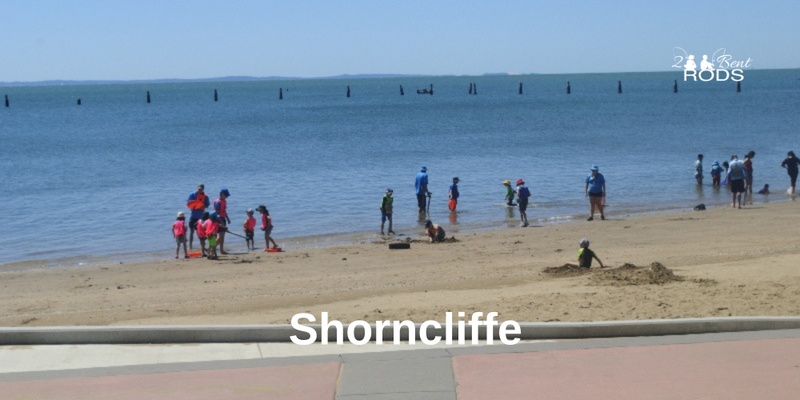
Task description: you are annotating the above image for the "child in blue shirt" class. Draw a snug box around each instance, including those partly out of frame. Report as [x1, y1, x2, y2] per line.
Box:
[448, 177, 460, 212]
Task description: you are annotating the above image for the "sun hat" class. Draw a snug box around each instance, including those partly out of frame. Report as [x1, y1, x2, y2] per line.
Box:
[590, 165, 599, 171]
[257, 205, 267, 212]
[386, 188, 393, 193]
[516, 178, 525, 185]
[453, 177, 459, 182]
[579, 238, 590, 246]
[177, 211, 185, 218]
[246, 208, 254, 214]
[503, 180, 511, 185]
[421, 165, 427, 172]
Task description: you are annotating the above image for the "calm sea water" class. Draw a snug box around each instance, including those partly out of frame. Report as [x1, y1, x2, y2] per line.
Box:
[2, 70, 799, 266]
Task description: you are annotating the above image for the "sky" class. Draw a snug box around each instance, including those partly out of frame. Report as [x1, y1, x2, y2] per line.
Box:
[1, 1, 799, 82]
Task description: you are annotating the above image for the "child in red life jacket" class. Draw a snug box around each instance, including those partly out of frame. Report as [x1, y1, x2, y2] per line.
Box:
[172, 212, 188, 259]
[257, 205, 278, 250]
[205, 213, 220, 259]
[243, 209, 257, 251]
[196, 211, 209, 257]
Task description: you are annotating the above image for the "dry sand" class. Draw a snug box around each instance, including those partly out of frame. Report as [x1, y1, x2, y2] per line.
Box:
[2, 201, 800, 327]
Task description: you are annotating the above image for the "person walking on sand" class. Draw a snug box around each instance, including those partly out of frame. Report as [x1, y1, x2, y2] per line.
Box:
[781, 151, 800, 194]
[448, 177, 460, 212]
[503, 180, 516, 206]
[415, 166, 430, 213]
[424, 219, 446, 243]
[172, 212, 188, 259]
[516, 178, 531, 227]
[563, 238, 604, 269]
[213, 188, 231, 254]
[243, 209, 257, 251]
[728, 155, 746, 208]
[186, 184, 210, 250]
[695, 154, 704, 186]
[257, 205, 278, 250]
[380, 188, 394, 235]
[585, 165, 606, 221]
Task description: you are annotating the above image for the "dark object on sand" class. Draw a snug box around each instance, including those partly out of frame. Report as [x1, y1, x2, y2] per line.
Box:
[694, 204, 706, 211]
[389, 243, 411, 250]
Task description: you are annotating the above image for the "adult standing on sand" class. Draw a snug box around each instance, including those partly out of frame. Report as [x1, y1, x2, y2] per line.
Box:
[186, 184, 210, 249]
[585, 165, 606, 221]
[415, 166, 430, 213]
[781, 151, 800, 194]
[214, 188, 231, 254]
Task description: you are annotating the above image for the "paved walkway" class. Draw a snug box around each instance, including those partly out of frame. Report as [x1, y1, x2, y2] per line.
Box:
[1, 328, 799, 399]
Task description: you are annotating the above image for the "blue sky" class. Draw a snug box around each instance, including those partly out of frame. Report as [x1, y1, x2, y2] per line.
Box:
[1, 1, 798, 81]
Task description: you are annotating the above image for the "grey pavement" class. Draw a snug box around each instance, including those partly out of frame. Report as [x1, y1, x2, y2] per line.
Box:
[1, 319, 799, 399]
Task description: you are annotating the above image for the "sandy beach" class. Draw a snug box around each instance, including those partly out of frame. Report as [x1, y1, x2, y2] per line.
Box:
[2, 200, 800, 327]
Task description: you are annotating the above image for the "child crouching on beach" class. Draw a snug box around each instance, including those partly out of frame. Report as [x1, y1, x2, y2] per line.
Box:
[172, 212, 188, 259]
[243, 209, 256, 250]
[564, 238, 604, 269]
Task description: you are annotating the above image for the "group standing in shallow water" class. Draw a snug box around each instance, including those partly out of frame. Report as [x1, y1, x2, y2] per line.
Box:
[696, 150, 798, 208]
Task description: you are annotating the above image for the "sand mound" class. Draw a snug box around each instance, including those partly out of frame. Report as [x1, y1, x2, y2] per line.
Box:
[543, 264, 591, 277]
[589, 262, 685, 286]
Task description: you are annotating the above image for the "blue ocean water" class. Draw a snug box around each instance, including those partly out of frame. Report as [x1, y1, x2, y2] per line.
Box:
[1, 70, 799, 266]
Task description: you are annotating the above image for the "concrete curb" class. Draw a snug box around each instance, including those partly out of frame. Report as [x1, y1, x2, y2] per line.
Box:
[2, 317, 800, 345]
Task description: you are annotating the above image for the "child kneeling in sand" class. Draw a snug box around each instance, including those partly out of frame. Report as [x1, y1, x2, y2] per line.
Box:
[424, 220, 446, 243]
[564, 238, 604, 269]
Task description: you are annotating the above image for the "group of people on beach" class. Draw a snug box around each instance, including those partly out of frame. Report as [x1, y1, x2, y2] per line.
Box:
[695, 150, 800, 208]
[405, 164, 605, 243]
[171, 184, 277, 259]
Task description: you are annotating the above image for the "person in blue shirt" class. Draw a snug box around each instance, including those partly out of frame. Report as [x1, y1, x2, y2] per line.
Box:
[448, 177, 459, 212]
[415, 166, 430, 213]
[584, 165, 606, 221]
[186, 184, 210, 249]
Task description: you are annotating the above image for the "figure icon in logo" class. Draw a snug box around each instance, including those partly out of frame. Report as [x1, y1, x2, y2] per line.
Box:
[700, 55, 715, 71]
[684, 55, 697, 71]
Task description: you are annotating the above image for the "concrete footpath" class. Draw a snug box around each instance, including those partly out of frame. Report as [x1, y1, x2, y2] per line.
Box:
[1, 321, 799, 399]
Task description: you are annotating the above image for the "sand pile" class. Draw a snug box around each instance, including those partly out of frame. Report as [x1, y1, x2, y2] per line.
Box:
[590, 262, 685, 286]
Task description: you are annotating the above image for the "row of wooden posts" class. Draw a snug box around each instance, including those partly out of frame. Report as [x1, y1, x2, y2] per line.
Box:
[2, 80, 743, 107]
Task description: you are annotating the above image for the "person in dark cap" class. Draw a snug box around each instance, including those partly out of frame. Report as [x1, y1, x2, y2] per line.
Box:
[186, 184, 210, 249]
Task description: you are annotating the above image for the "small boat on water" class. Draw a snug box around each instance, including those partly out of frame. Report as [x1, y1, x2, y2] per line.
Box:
[417, 84, 433, 95]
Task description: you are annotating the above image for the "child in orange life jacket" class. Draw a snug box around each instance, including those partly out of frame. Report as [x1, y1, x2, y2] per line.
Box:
[172, 212, 188, 259]
[257, 205, 278, 250]
[243, 209, 257, 251]
[196, 211, 209, 257]
[205, 213, 220, 260]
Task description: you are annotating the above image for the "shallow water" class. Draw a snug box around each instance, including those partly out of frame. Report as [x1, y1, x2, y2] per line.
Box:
[1, 69, 798, 265]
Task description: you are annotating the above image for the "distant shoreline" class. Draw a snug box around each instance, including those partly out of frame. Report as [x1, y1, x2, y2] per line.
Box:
[2, 68, 796, 88]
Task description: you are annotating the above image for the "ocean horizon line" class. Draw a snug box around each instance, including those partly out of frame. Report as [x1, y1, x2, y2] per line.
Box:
[2, 67, 796, 88]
